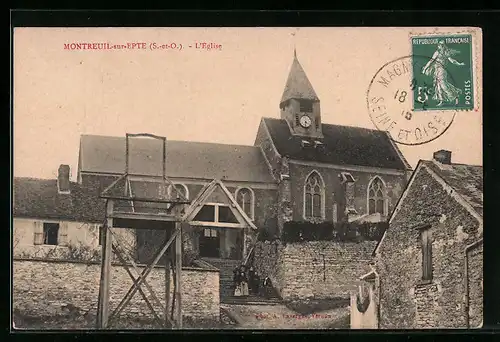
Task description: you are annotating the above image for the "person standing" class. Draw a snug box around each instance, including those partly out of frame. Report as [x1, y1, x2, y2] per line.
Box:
[233, 266, 242, 297]
[248, 266, 256, 294]
[239, 265, 249, 296]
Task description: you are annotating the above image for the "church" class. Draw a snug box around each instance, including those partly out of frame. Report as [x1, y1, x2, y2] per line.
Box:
[14, 52, 413, 301]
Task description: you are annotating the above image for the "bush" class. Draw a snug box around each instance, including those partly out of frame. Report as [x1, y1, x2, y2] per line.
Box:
[281, 221, 388, 243]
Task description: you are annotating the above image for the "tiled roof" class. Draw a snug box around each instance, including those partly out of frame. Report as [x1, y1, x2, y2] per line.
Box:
[13, 178, 105, 223]
[423, 160, 483, 217]
[78, 135, 275, 183]
[263, 118, 410, 170]
[280, 55, 319, 104]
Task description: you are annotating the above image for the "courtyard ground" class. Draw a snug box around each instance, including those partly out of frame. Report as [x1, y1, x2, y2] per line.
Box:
[220, 301, 350, 329]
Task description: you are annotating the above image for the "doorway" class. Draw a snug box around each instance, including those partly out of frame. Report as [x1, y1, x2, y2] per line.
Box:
[199, 228, 220, 258]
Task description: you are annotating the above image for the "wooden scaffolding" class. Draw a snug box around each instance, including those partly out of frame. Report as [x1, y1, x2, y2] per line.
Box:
[95, 133, 190, 329]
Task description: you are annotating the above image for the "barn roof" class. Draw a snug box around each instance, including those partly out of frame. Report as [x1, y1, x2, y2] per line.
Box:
[423, 160, 483, 217]
[78, 135, 275, 183]
[13, 178, 105, 223]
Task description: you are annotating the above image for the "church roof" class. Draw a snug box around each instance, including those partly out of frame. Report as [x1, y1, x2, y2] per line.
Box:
[280, 54, 319, 104]
[78, 135, 275, 183]
[262, 118, 410, 170]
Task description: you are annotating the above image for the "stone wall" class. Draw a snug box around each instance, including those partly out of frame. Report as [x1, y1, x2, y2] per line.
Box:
[253, 240, 376, 300]
[467, 242, 483, 328]
[253, 241, 284, 293]
[13, 258, 220, 324]
[376, 166, 483, 329]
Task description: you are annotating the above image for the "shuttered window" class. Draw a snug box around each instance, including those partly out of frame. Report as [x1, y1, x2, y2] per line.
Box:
[421, 228, 433, 281]
[33, 221, 44, 245]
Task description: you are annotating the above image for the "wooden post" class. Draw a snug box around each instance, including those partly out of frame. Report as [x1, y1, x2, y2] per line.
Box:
[165, 231, 171, 328]
[175, 220, 182, 328]
[97, 200, 114, 329]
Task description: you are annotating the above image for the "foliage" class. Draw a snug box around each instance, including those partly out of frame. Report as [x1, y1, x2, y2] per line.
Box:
[281, 221, 388, 243]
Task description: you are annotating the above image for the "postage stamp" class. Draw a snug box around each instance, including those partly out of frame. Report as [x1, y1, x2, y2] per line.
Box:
[411, 34, 474, 111]
[366, 55, 457, 146]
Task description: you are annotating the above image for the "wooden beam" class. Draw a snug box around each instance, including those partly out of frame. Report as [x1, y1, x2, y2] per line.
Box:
[165, 248, 171, 328]
[175, 221, 182, 328]
[96, 200, 113, 329]
[110, 212, 178, 222]
[108, 228, 179, 323]
[112, 244, 165, 327]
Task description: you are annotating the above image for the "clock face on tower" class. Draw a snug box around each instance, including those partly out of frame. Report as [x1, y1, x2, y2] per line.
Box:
[299, 115, 312, 128]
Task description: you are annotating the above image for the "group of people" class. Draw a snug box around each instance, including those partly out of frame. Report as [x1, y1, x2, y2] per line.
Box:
[233, 265, 260, 297]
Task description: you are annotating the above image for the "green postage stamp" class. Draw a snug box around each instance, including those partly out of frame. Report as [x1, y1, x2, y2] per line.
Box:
[411, 34, 473, 111]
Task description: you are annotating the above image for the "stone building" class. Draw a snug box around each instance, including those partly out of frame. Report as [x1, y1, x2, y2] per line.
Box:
[372, 150, 483, 329]
[13, 52, 412, 303]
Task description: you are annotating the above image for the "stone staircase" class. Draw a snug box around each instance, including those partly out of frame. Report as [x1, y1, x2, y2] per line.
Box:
[201, 258, 243, 300]
[201, 258, 282, 305]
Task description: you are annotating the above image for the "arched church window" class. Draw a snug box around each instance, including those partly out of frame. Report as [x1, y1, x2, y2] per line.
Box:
[235, 187, 254, 220]
[168, 183, 189, 200]
[368, 177, 387, 216]
[304, 171, 324, 219]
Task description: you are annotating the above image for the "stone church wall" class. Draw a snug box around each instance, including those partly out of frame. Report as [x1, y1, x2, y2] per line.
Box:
[254, 240, 377, 301]
[288, 163, 407, 223]
[13, 258, 220, 325]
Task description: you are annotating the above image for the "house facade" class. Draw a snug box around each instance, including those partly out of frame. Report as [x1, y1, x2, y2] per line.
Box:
[14, 52, 412, 303]
[373, 150, 483, 329]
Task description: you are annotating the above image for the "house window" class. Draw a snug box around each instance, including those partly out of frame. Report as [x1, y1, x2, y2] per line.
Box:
[421, 227, 433, 281]
[304, 171, 324, 219]
[168, 183, 189, 200]
[43, 223, 59, 245]
[368, 176, 387, 215]
[299, 100, 313, 113]
[235, 187, 254, 220]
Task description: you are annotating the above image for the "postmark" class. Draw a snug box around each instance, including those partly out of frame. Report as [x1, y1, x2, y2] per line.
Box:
[367, 55, 457, 146]
[411, 34, 474, 111]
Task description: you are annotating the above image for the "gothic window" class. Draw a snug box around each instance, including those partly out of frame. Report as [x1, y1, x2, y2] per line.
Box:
[304, 171, 324, 219]
[368, 176, 387, 215]
[235, 187, 254, 220]
[168, 183, 189, 200]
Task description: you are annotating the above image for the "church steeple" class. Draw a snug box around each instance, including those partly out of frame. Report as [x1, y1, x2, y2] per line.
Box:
[280, 52, 320, 105]
[280, 52, 322, 138]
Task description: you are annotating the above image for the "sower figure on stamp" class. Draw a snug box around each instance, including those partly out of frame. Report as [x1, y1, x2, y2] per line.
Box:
[422, 40, 465, 107]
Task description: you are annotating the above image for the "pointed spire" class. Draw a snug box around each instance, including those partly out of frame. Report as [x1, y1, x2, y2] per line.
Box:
[280, 51, 319, 105]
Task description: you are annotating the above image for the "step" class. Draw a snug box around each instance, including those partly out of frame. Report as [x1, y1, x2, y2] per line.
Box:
[222, 295, 282, 305]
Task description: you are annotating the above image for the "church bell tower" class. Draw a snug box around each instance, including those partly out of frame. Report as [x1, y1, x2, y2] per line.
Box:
[280, 50, 323, 139]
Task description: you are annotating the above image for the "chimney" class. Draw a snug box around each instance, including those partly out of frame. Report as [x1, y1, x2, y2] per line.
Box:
[57, 164, 71, 194]
[433, 150, 452, 164]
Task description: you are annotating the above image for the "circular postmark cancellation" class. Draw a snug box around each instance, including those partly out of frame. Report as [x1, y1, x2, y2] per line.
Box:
[367, 55, 457, 146]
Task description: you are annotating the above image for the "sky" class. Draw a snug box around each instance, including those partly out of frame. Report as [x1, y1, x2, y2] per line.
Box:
[13, 27, 482, 181]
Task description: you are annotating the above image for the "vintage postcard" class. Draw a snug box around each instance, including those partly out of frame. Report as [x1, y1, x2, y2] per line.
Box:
[12, 26, 483, 330]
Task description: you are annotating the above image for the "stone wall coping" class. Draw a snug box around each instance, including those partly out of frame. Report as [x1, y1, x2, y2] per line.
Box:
[13, 257, 219, 273]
